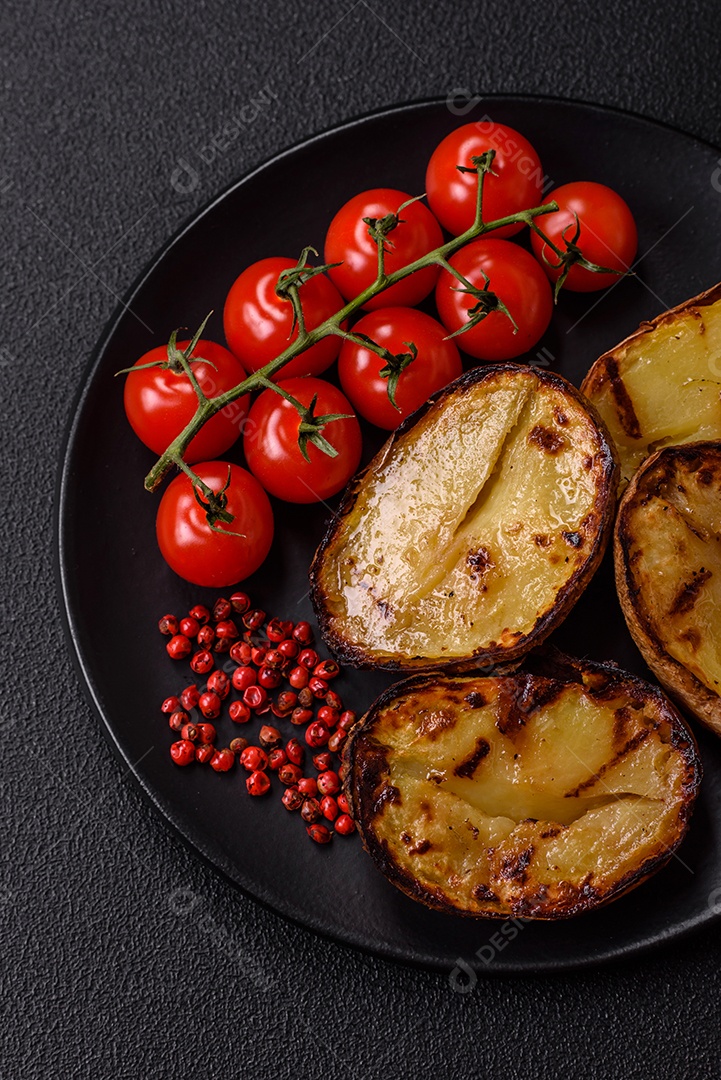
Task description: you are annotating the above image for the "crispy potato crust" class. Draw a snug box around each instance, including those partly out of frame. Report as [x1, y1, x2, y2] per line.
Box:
[582, 282, 721, 486]
[615, 441, 721, 735]
[310, 364, 618, 673]
[345, 650, 700, 919]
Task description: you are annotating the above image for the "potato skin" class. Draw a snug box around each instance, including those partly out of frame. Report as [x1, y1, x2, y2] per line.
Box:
[310, 363, 618, 673]
[344, 650, 701, 920]
[615, 441, 721, 736]
[582, 280, 721, 408]
[581, 281, 721, 485]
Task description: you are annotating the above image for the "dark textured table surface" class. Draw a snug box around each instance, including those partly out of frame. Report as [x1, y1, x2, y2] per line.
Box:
[4, 1, 721, 1076]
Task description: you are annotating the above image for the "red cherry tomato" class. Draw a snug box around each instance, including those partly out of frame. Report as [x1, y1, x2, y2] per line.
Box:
[337, 307, 462, 429]
[426, 121, 544, 238]
[223, 257, 345, 377]
[324, 188, 443, 309]
[156, 461, 274, 586]
[243, 377, 362, 503]
[123, 339, 248, 463]
[530, 181, 638, 292]
[435, 238, 553, 361]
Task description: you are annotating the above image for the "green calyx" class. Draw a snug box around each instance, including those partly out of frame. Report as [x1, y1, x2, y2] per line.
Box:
[296, 393, 354, 462]
[534, 214, 629, 301]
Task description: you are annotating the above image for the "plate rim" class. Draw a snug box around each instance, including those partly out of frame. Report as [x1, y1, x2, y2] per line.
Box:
[54, 93, 721, 974]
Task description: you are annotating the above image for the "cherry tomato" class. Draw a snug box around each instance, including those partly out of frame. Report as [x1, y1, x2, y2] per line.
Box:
[223, 257, 345, 378]
[426, 121, 544, 238]
[435, 238, 553, 361]
[337, 307, 462, 429]
[530, 181, 638, 292]
[123, 339, 249, 463]
[156, 461, 274, 586]
[324, 188, 443, 309]
[243, 378, 362, 503]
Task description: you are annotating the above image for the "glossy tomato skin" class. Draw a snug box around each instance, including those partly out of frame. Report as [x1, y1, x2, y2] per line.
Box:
[337, 307, 462, 429]
[324, 189, 443, 310]
[426, 122, 544, 238]
[530, 181, 638, 291]
[124, 339, 248, 463]
[223, 257, 345, 377]
[156, 462, 274, 587]
[243, 378, 362, 504]
[435, 238, 553, 362]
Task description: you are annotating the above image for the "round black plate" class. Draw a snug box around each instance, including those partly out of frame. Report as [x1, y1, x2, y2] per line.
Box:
[57, 97, 721, 974]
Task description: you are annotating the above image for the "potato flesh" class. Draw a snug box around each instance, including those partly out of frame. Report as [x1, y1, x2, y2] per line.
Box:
[326, 371, 606, 662]
[363, 679, 690, 915]
[624, 466, 721, 694]
[586, 302, 721, 483]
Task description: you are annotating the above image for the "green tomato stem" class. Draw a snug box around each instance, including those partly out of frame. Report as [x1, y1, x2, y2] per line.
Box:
[143, 158, 558, 493]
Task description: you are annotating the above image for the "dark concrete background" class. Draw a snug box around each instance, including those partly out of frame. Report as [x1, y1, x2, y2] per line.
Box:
[3, 1, 721, 1076]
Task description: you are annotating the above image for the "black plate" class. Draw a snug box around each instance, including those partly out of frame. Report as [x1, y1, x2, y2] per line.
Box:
[57, 97, 721, 974]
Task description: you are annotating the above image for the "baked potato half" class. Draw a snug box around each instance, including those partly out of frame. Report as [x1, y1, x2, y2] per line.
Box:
[615, 441, 721, 735]
[581, 282, 721, 486]
[310, 364, 617, 672]
[345, 652, 700, 919]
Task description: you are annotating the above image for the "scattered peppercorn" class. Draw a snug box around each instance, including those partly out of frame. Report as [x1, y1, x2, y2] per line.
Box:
[210, 748, 235, 773]
[232, 666, 257, 693]
[207, 670, 230, 700]
[301, 797, 321, 824]
[239, 745, 268, 772]
[305, 721, 330, 749]
[197, 624, 216, 649]
[190, 649, 214, 675]
[298, 777, 318, 798]
[247, 770, 271, 796]
[278, 762, 303, 787]
[215, 619, 239, 641]
[229, 700, 252, 724]
[170, 739, 195, 766]
[198, 691, 222, 719]
[268, 748, 288, 771]
[180, 616, 200, 639]
[282, 786, 304, 811]
[180, 684, 200, 710]
[189, 604, 210, 625]
[212, 597, 232, 622]
[166, 634, 192, 660]
[334, 814, 356, 836]
[306, 824, 332, 844]
[158, 614, 179, 636]
[320, 795, 339, 822]
[328, 729, 346, 754]
[159, 595, 357, 849]
[229, 592, 250, 615]
[317, 770, 340, 796]
[286, 738, 305, 766]
[293, 621, 314, 646]
[168, 710, 187, 733]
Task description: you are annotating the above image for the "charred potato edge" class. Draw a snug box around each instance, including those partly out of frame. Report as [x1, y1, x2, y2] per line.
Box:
[343, 648, 701, 919]
[310, 364, 619, 673]
[615, 440, 721, 737]
[580, 280, 721, 445]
